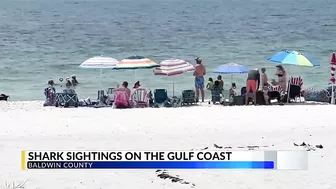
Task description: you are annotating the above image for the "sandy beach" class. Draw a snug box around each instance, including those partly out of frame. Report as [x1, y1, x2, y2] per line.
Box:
[0, 101, 335, 189]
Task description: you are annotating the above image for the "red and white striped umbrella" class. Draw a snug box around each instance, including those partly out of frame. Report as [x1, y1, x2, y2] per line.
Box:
[330, 52, 336, 104]
[153, 59, 195, 76]
[153, 59, 195, 96]
[330, 52, 336, 84]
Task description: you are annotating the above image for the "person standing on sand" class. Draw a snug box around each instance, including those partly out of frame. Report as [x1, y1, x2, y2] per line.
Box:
[245, 68, 260, 105]
[193, 57, 206, 102]
[261, 68, 268, 87]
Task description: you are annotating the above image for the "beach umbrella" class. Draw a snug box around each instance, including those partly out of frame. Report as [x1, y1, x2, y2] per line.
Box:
[212, 62, 249, 83]
[114, 55, 159, 70]
[267, 50, 319, 67]
[268, 50, 319, 103]
[330, 52, 336, 104]
[114, 55, 159, 81]
[153, 58, 195, 95]
[79, 56, 119, 89]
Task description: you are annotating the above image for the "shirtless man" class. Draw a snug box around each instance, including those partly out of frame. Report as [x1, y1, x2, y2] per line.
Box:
[245, 68, 260, 105]
[193, 57, 206, 102]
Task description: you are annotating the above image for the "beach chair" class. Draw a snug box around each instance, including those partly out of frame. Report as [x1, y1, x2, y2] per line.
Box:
[285, 77, 303, 103]
[55, 93, 79, 107]
[106, 88, 114, 105]
[64, 94, 79, 107]
[240, 87, 253, 104]
[131, 88, 149, 108]
[267, 85, 283, 103]
[181, 90, 196, 106]
[153, 89, 172, 107]
[211, 87, 223, 104]
[113, 90, 130, 109]
[97, 90, 107, 104]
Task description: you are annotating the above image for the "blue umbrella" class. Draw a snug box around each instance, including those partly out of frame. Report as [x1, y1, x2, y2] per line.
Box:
[267, 50, 319, 67]
[213, 62, 249, 74]
[212, 62, 249, 83]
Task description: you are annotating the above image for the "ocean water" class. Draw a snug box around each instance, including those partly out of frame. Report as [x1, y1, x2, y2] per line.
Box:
[0, 0, 335, 100]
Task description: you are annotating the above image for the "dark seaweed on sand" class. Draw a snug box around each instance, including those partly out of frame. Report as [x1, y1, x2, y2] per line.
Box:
[156, 169, 195, 187]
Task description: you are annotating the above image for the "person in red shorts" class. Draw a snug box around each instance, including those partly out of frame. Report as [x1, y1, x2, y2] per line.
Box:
[245, 68, 260, 105]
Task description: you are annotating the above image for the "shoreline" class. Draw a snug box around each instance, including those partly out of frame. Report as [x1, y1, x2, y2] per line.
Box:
[0, 102, 335, 188]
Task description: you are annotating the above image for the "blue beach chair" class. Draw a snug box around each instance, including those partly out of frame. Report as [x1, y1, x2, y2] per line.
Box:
[154, 89, 172, 107]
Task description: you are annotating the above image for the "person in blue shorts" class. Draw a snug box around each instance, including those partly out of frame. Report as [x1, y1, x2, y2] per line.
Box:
[193, 57, 206, 102]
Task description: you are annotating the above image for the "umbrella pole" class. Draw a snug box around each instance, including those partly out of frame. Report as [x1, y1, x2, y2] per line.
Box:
[231, 74, 233, 84]
[287, 80, 290, 103]
[332, 85, 335, 104]
[100, 68, 103, 89]
[173, 80, 175, 97]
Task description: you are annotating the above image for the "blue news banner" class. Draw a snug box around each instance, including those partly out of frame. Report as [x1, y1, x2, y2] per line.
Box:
[26, 161, 274, 169]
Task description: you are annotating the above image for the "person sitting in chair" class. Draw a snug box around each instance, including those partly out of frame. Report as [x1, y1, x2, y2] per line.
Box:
[44, 79, 56, 106]
[113, 81, 132, 108]
[63, 81, 76, 94]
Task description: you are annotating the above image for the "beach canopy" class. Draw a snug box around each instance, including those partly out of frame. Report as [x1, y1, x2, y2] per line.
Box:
[267, 50, 319, 67]
[79, 56, 119, 69]
[114, 55, 159, 70]
[153, 59, 195, 76]
[212, 62, 249, 74]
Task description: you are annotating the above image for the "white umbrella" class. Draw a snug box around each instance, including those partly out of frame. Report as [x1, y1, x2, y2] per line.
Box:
[79, 56, 119, 89]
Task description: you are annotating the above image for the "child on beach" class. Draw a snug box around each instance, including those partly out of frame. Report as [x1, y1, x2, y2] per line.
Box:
[229, 83, 237, 97]
[262, 85, 270, 105]
[206, 78, 214, 90]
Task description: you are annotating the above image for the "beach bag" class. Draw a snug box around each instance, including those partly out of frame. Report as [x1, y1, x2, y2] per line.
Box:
[114, 91, 129, 108]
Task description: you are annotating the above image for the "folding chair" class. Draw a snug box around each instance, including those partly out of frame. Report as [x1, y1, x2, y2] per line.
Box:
[55, 93, 66, 107]
[211, 87, 223, 104]
[267, 85, 284, 103]
[106, 88, 114, 105]
[64, 94, 79, 107]
[154, 89, 171, 107]
[131, 88, 149, 108]
[97, 90, 107, 105]
[286, 77, 303, 103]
[181, 90, 196, 106]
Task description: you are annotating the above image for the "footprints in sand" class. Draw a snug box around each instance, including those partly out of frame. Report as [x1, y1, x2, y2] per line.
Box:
[293, 142, 324, 151]
[155, 169, 196, 188]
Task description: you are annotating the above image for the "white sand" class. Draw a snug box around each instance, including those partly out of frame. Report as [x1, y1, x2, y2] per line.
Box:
[0, 101, 335, 189]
